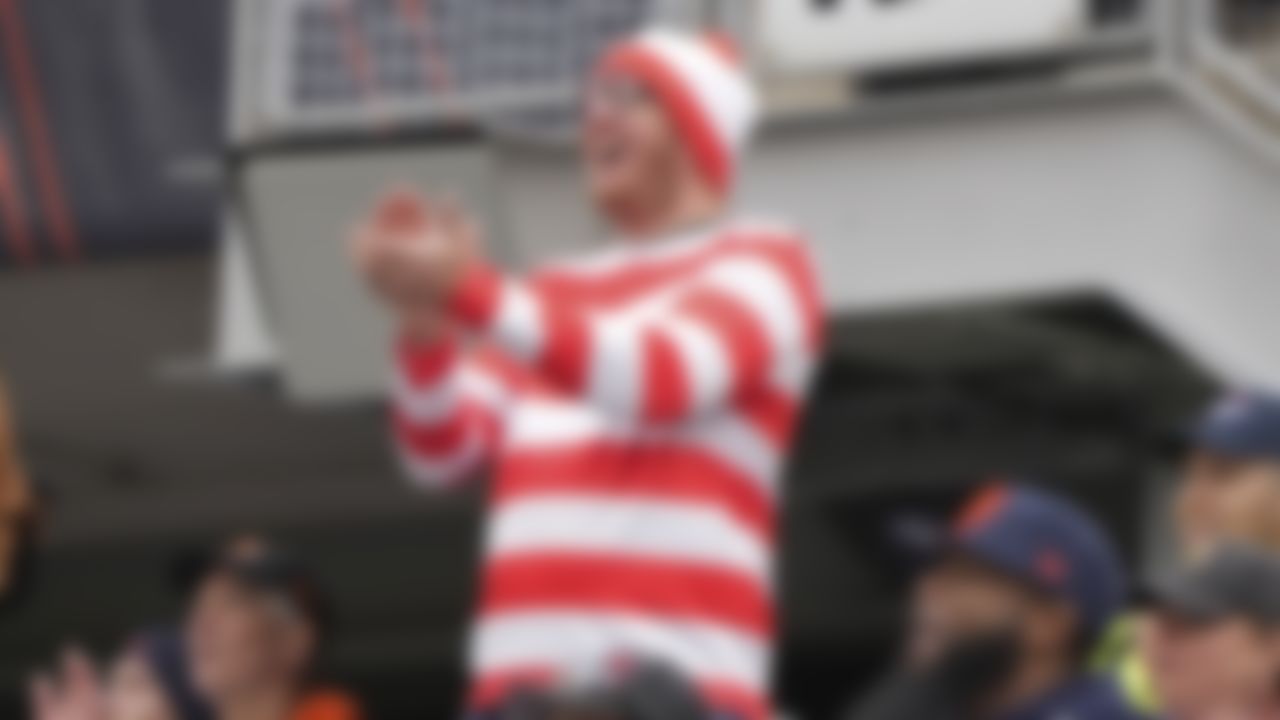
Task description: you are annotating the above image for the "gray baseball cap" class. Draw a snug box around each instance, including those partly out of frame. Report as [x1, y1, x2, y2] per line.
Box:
[1140, 544, 1280, 625]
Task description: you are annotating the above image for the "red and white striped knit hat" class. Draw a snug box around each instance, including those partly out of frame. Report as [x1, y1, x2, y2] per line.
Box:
[598, 28, 761, 196]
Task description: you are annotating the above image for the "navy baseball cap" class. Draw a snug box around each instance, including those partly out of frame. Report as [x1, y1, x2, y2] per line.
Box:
[1191, 390, 1280, 462]
[173, 539, 336, 648]
[1139, 544, 1280, 626]
[903, 482, 1126, 642]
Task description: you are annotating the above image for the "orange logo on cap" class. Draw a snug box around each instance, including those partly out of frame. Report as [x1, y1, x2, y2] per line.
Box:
[953, 483, 1010, 536]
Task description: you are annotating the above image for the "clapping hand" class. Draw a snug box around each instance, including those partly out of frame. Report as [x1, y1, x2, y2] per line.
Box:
[29, 648, 106, 720]
[350, 188, 482, 326]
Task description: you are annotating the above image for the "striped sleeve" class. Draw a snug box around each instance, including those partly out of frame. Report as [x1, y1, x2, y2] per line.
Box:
[392, 336, 508, 489]
[447, 234, 822, 424]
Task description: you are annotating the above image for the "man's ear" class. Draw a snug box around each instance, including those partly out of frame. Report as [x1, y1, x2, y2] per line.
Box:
[1259, 463, 1280, 551]
[1261, 627, 1280, 671]
[1026, 600, 1080, 660]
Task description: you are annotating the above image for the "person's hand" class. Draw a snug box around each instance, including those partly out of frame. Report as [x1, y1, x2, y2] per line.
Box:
[349, 188, 482, 319]
[397, 303, 452, 346]
[28, 647, 106, 720]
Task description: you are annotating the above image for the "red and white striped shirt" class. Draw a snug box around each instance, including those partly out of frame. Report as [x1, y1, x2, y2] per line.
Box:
[392, 217, 825, 720]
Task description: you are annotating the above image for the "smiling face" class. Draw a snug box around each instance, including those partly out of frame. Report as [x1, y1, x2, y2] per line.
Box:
[581, 73, 691, 231]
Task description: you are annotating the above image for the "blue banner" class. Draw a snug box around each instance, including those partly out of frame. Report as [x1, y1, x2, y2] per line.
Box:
[0, 0, 226, 267]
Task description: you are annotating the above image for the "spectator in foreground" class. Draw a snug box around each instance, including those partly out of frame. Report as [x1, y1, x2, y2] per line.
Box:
[28, 538, 360, 720]
[184, 539, 361, 720]
[848, 483, 1151, 720]
[1140, 544, 1280, 720]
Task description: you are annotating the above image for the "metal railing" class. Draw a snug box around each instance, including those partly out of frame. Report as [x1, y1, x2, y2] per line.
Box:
[1170, 0, 1280, 165]
[231, 0, 1172, 149]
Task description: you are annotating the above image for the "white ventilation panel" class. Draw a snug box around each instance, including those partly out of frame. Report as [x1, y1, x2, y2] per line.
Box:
[758, 0, 1090, 72]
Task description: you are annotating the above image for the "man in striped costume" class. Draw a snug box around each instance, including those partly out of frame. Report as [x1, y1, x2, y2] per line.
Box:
[351, 27, 825, 720]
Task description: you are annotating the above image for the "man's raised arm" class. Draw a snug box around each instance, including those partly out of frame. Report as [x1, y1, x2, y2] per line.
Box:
[445, 232, 822, 425]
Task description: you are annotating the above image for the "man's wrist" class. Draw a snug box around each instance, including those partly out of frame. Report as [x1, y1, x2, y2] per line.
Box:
[396, 328, 457, 386]
[398, 307, 450, 346]
[444, 262, 504, 331]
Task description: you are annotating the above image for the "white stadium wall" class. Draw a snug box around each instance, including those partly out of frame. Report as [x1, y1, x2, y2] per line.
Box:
[743, 92, 1280, 394]
[757, 0, 1089, 71]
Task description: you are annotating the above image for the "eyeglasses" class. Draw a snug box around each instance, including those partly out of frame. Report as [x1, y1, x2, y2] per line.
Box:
[583, 76, 652, 114]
